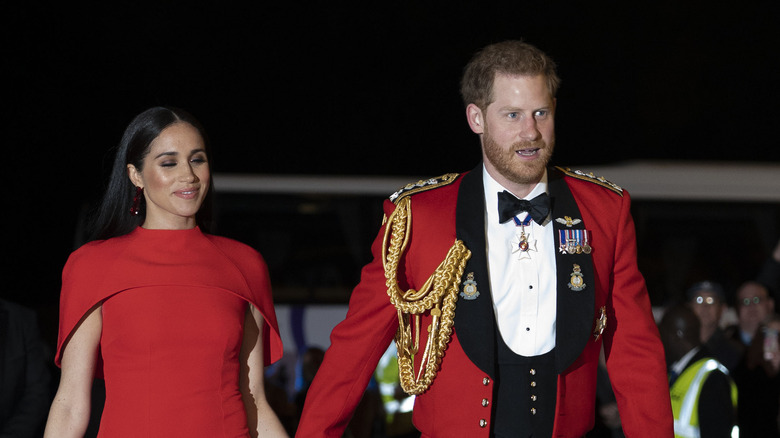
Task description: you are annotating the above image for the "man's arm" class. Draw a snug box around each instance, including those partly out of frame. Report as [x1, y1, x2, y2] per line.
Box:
[296, 201, 400, 438]
[603, 191, 674, 435]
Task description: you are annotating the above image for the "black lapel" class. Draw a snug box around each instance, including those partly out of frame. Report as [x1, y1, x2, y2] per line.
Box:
[453, 164, 496, 378]
[549, 168, 596, 373]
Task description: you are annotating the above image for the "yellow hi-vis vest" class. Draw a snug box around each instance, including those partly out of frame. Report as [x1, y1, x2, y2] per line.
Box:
[670, 358, 738, 438]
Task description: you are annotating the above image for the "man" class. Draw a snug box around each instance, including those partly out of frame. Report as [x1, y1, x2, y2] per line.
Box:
[728, 281, 775, 347]
[686, 281, 742, 371]
[659, 305, 737, 438]
[296, 40, 672, 437]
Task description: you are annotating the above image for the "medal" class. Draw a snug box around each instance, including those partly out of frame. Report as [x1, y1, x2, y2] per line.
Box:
[512, 215, 536, 260]
[558, 229, 593, 255]
[518, 233, 529, 252]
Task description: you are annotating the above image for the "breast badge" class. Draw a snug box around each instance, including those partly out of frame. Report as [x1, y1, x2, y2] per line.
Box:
[567, 264, 586, 291]
[460, 272, 480, 300]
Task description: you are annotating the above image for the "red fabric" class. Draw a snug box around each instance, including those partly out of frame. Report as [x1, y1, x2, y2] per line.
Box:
[56, 227, 282, 436]
[296, 172, 672, 438]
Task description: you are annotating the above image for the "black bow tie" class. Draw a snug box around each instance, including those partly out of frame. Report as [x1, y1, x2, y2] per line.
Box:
[497, 191, 550, 225]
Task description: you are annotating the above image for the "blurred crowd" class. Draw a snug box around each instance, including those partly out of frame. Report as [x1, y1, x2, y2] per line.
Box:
[593, 239, 780, 438]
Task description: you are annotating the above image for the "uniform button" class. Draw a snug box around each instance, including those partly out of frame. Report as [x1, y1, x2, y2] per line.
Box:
[529, 368, 536, 375]
[530, 395, 537, 402]
[531, 408, 537, 415]
[479, 419, 487, 428]
[482, 398, 490, 407]
[483, 377, 491, 385]
[530, 381, 537, 387]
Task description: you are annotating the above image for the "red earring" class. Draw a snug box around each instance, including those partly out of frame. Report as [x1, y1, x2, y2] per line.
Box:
[130, 186, 144, 216]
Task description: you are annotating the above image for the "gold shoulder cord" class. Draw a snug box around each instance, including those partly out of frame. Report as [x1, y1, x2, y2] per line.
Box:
[382, 196, 471, 394]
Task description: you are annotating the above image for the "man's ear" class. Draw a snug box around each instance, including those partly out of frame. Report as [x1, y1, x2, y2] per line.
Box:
[127, 164, 143, 188]
[466, 103, 484, 134]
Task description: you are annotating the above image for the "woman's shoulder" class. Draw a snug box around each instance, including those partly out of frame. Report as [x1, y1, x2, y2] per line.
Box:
[203, 233, 265, 264]
[66, 235, 131, 267]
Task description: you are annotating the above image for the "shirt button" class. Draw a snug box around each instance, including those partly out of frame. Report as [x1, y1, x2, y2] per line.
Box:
[479, 419, 487, 428]
[531, 395, 537, 402]
[482, 398, 490, 407]
[529, 369, 536, 375]
[530, 381, 537, 387]
[483, 377, 490, 385]
[531, 408, 537, 415]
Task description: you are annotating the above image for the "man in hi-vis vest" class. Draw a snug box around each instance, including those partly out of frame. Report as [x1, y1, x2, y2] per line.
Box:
[660, 305, 737, 438]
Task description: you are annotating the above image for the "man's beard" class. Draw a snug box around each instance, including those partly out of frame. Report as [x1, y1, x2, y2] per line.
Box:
[482, 129, 554, 186]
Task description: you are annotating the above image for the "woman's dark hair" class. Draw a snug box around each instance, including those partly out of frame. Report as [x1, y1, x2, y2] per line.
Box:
[89, 106, 214, 241]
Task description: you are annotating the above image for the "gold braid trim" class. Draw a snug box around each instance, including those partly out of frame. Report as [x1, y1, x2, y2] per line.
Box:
[382, 196, 471, 395]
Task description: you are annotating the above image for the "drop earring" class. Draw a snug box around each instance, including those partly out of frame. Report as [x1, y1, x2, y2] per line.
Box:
[130, 186, 144, 216]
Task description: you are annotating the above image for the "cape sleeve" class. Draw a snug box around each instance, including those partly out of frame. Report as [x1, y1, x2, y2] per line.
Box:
[55, 242, 112, 376]
[241, 249, 283, 366]
[209, 236, 283, 366]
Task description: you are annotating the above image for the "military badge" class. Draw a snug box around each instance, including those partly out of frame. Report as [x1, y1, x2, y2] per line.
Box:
[568, 264, 586, 291]
[593, 306, 607, 341]
[460, 272, 480, 300]
[555, 216, 582, 227]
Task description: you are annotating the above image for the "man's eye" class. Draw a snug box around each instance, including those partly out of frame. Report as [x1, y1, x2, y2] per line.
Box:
[507, 112, 518, 119]
[534, 110, 548, 117]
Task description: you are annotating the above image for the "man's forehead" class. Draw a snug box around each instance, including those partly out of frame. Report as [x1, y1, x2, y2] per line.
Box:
[695, 290, 720, 298]
[738, 285, 767, 298]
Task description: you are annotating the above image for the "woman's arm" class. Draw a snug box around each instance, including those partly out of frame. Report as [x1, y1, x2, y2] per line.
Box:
[44, 304, 102, 438]
[240, 305, 289, 438]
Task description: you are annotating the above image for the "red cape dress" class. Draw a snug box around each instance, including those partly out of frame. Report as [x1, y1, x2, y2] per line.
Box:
[55, 227, 283, 437]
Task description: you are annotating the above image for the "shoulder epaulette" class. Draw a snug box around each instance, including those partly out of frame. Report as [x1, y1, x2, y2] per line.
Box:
[389, 173, 460, 204]
[556, 166, 623, 196]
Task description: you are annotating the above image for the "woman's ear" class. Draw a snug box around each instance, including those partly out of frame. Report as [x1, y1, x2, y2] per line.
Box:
[127, 164, 143, 188]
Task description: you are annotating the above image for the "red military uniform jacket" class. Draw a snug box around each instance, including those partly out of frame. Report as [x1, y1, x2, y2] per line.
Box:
[296, 166, 673, 437]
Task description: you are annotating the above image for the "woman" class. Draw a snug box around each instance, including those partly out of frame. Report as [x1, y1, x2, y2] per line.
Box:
[44, 107, 288, 437]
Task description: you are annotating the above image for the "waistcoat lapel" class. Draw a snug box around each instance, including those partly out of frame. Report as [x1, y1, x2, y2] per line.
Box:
[453, 165, 496, 378]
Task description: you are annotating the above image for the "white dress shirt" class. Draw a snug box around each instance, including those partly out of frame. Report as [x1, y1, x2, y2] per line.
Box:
[483, 166, 557, 356]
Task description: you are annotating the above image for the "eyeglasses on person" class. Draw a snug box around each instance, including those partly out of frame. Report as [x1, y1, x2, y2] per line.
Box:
[741, 296, 765, 306]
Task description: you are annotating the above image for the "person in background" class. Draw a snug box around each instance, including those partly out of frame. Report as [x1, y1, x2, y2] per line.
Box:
[659, 305, 737, 438]
[732, 313, 780, 438]
[727, 281, 775, 348]
[0, 298, 52, 438]
[757, 238, 780, 304]
[296, 40, 672, 437]
[686, 281, 743, 371]
[44, 107, 287, 437]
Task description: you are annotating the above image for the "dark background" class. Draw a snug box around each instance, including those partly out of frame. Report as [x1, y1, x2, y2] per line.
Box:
[3, 3, 779, 333]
